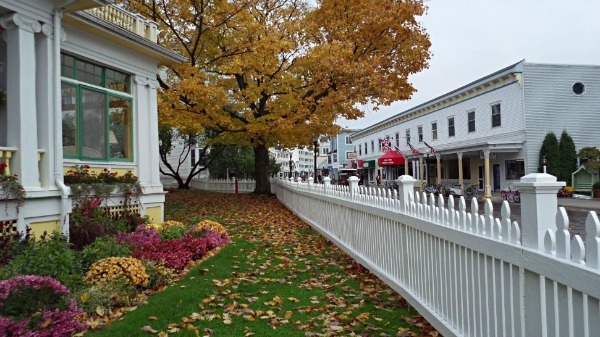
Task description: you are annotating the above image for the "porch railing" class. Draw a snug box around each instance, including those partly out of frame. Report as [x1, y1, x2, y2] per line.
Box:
[0, 146, 16, 176]
[85, 5, 158, 43]
[274, 175, 600, 337]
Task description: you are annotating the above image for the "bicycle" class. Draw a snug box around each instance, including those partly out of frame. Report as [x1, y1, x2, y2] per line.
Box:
[501, 185, 520, 203]
[464, 183, 479, 199]
[422, 183, 441, 195]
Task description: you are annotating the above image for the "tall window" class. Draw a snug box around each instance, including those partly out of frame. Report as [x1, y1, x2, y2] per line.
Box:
[364, 142, 368, 155]
[395, 132, 399, 147]
[492, 103, 501, 127]
[405, 129, 411, 145]
[345, 136, 352, 144]
[359, 144, 362, 156]
[467, 110, 476, 132]
[448, 117, 455, 137]
[417, 126, 423, 142]
[61, 54, 132, 161]
[371, 140, 375, 153]
[431, 122, 438, 140]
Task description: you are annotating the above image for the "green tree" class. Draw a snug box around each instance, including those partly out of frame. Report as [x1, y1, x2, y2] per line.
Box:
[208, 145, 280, 180]
[539, 132, 559, 175]
[578, 146, 600, 172]
[558, 130, 577, 185]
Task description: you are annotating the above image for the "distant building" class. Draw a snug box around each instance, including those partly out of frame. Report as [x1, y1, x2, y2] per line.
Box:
[325, 129, 359, 180]
[351, 60, 600, 197]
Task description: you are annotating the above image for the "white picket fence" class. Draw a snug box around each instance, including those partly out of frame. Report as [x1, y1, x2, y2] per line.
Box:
[190, 178, 255, 193]
[274, 174, 600, 337]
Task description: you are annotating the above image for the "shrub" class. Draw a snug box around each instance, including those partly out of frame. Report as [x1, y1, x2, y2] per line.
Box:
[116, 225, 161, 250]
[158, 225, 188, 240]
[69, 198, 113, 250]
[0, 275, 86, 336]
[85, 257, 148, 287]
[73, 278, 137, 315]
[142, 260, 176, 289]
[80, 237, 131, 272]
[0, 222, 31, 266]
[2, 232, 83, 290]
[203, 230, 231, 250]
[192, 219, 227, 235]
[133, 236, 208, 271]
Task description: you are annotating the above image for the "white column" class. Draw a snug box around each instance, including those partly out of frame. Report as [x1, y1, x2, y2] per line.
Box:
[1, 13, 42, 189]
[457, 152, 464, 187]
[147, 78, 163, 190]
[36, 24, 55, 189]
[133, 75, 150, 188]
[435, 153, 441, 185]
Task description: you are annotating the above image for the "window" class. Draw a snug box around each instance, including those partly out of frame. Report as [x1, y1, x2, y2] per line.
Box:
[572, 82, 585, 95]
[417, 126, 423, 142]
[505, 160, 525, 180]
[395, 132, 399, 147]
[448, 117, 455, 137]
[431, 122, 438, 140]
[345, 136, 352, 144]
[321, 148, 328, 155]
[359, 144, 362, 156]
[405, 129, 411, 145]
[61, 54, 132, 161]
[364, 142, 368, 155]
[491, 103, 501, 127]
[467, 110, 476, 132]
[371, 140, 374, 153]
[333, 153, 338, 162]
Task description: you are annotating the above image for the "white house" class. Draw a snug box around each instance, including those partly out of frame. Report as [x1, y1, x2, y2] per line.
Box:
[351, 61, 600, 198]
[0, 0, 184, 237]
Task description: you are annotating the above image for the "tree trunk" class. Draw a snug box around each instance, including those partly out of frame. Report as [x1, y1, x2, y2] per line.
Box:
[254, 145, 271, 194]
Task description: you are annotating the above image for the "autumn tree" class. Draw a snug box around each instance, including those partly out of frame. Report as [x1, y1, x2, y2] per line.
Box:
[124, 0, 431, 194]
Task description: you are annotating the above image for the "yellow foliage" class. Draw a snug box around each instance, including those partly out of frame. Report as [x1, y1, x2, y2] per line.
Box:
[85, 257, 148, 287]
[191, 220, 227, 235]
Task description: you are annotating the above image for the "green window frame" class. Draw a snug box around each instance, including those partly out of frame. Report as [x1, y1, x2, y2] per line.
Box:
[61, 54, 133, 161]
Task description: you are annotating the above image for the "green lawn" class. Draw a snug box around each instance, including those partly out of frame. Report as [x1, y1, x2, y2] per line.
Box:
[88, 191, 428, 337]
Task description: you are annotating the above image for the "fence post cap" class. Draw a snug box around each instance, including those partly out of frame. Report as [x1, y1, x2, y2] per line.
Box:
[397, 175, 416, 183]
[514, 173, 565, 190]
[348, 176, 359, 182]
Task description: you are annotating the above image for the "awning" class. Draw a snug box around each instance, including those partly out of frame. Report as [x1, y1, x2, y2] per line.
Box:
[378, 151, 405, 166]
[357, 160, 364, 169]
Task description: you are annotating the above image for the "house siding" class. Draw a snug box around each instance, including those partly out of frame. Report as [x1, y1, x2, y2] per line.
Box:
[523, 63, 600, 174]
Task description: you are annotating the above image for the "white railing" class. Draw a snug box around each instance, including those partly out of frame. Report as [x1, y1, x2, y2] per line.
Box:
[190, 178, 255, 194]
[274, 175, 600, 337]
[85, 5, 158, 43]
[0, 146, 16, 176]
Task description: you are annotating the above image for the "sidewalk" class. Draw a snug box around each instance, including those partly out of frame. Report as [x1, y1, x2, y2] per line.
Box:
[488, 191, 600, 210]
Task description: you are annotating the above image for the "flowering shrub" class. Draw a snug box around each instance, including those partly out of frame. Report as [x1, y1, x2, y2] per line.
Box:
[73, 278, 137, 315]
[143, 260, 176, 289]
[0, 162, 26, 213]
[204, 230, 231, 250]
[85, 257, 148, 287]
[0, 222, 31, 266]
[69, 198, 114, 250]
[116, 225, 161, 250]
[133, 236, 208, 271]
[0, 275, 86, 336]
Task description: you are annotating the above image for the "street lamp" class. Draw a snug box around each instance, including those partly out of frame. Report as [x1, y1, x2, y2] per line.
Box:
[313, 137, 319, 179]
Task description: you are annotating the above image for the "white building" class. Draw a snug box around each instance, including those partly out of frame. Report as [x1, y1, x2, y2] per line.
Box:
[0, 1, 183, 236]
[351, 61, 600, 198]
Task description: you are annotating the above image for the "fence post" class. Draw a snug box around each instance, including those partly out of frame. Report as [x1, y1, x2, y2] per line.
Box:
[513, 173, 564, 337]
[513, 173, 564, 250]
[396, 175, 416, 212]
[308, 176, 314, 189]
[348, 176, 359, 197]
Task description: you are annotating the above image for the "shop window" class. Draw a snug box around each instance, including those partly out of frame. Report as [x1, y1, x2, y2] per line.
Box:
[505, 159, 524, 180]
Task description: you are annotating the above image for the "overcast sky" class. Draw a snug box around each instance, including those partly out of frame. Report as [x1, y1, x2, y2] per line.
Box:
[339, 0, 600, 129]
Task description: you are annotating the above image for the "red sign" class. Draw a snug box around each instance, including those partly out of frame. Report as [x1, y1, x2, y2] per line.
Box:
[378, 151, 405, 166]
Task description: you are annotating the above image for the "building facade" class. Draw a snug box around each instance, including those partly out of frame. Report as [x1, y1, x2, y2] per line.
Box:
[0, 0, 183, 236]
[351, 61, 600, 197]
[326, 130, 358, 180]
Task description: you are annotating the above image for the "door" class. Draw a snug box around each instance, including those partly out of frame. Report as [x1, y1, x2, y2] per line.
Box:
[493, 164, 501, 191]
